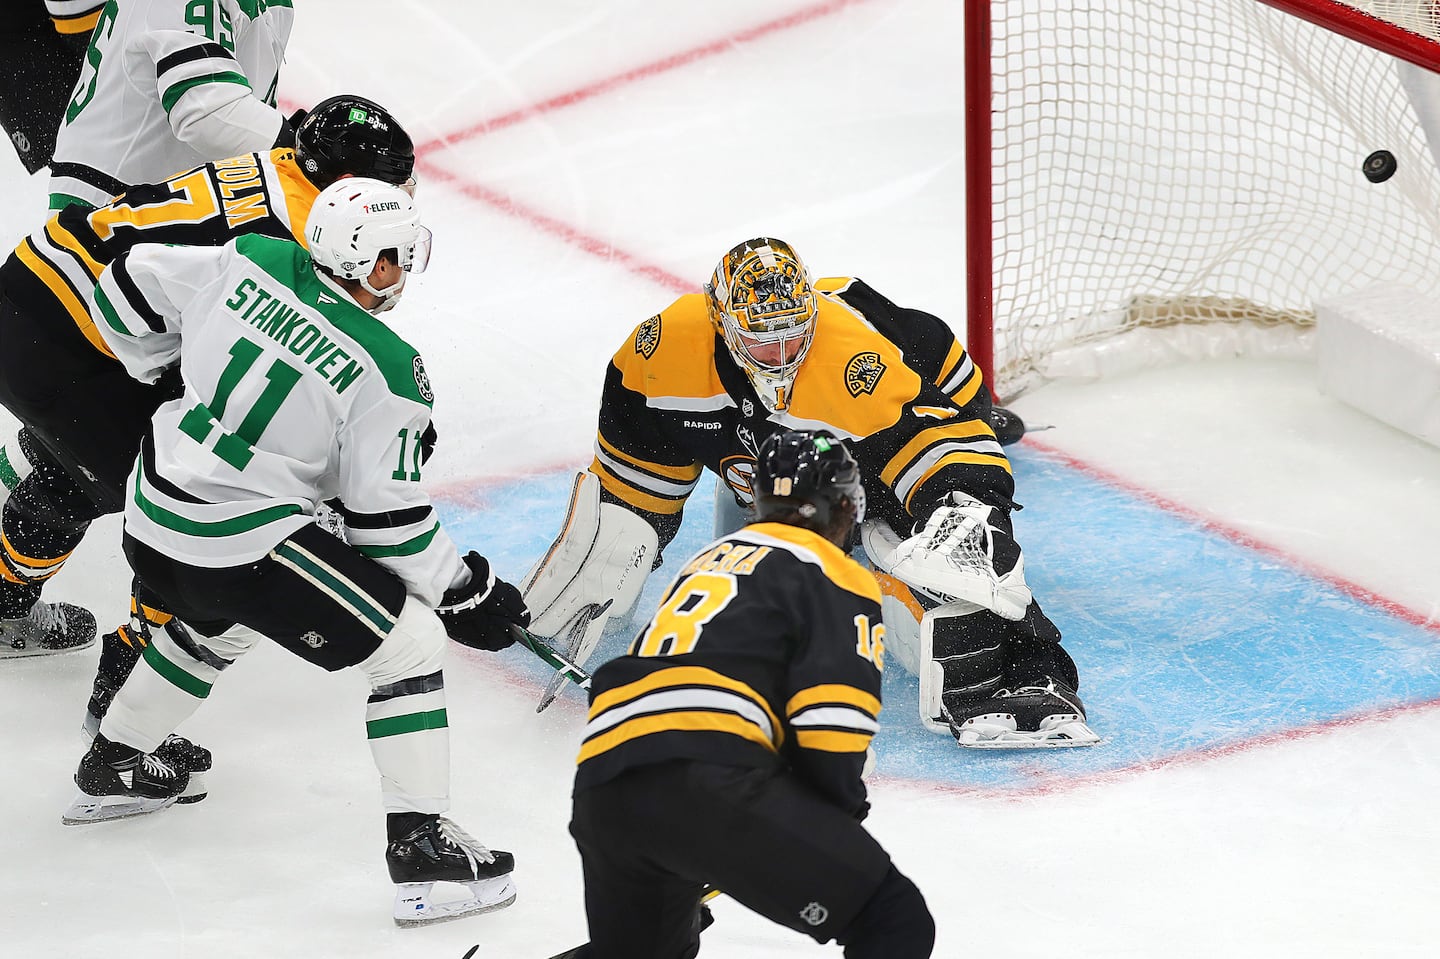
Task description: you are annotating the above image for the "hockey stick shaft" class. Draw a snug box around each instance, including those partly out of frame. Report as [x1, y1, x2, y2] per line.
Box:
[511, 625, 592, 690]
[541, 887, 722, 958]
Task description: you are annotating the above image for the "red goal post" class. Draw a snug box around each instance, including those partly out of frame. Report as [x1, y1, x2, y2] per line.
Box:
[966, 0, 1440, 401]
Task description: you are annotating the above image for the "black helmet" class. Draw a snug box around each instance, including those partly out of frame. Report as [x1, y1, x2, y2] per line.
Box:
[294, 95, 415, 188]
[753, 430, 865, 532]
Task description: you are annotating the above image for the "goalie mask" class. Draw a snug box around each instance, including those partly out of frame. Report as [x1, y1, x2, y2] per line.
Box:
[306, 178, 432, 313]
[753, 429, 865, 536]
[705, 237, 817, 413]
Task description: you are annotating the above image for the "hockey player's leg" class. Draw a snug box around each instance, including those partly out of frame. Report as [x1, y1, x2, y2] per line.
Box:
[0, 427, 37, 507]
[66, 618, 256, 822]
[941, 600, 1099, 747]
[834, 864, 935, 959]
[360, 597, 516, 926]
[84, 585, 213, 796]
[0, 448, 102, 657]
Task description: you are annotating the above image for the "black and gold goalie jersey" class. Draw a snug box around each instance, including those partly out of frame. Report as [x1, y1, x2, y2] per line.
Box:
[3, 147, 317, 360]
[575, 522, 885, 818]
[589, 277, 1012, 547]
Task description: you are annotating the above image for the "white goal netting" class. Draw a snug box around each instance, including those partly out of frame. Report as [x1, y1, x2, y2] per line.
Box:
[980, 0, 1440, 398]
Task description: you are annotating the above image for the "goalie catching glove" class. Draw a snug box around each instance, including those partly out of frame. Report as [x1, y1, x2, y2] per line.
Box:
[438, 552, 530, 652]
[880, 491, 1031, 621]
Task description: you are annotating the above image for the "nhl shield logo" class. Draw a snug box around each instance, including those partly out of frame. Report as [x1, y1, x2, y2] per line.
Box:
[413, 356, 434, 402]
[634, 315, 662, 358]
[844, 351, 886, 397]
[799, 901, 829, 926]
[742, 398, 754, 418]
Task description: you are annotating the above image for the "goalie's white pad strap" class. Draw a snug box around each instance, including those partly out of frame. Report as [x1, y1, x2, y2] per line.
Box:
[521, 471, 658, 658]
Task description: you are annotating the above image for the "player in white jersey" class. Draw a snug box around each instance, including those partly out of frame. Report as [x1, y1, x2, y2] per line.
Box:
[65, 179, 530, 927]
[48, 0, 296, 212]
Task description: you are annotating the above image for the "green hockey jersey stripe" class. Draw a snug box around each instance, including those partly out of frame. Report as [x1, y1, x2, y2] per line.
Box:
[133, 469, 303, 536]
[354, 522, 442, 559]
[161, 71, 252, 114]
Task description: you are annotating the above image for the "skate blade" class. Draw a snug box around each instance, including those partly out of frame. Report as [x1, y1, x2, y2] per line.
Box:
[954, 717, 1101, 749]
[0, 638, 97, 659]
[62, 791, 179, 825]
[393, 875, 518, 927]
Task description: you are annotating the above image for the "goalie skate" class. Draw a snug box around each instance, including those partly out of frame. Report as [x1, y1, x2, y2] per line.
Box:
[945, 680, 1100, 749]
[388, 816, 517, 927]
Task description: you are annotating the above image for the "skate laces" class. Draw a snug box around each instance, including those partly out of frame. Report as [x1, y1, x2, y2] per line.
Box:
[435, 817, 497, 867]
[30, 600, 63, 634]
[139, 752, 179, 781]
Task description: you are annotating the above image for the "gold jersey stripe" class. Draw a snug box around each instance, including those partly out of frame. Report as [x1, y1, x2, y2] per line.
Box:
[744, 522, 882, 604]
[588, 664, 782, 736]
[786, 683, 881, 720]
[596, 430, 703, 483]
[794, 729, 872, 753]
[873, 570, 926, 622]
[879, 419, 1000, 487]
[899, 449, 1012, 513]
[53, 9, 102, 33]
[590, 458, 688, 515]
[271, 151, 317, 244]
[577, 709, 779, 764]
[44, 216, 105, 282]
[14, 239, 116, 359]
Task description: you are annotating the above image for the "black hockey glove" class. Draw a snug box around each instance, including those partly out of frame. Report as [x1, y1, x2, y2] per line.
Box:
[437, 551, 529, 652]
[419, 421, 438, 465]
[273, 108, 307, 149]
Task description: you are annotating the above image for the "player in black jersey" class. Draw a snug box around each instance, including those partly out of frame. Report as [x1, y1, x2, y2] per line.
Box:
[564, 430, 933, 959]
[0, 2, 96, 175]
[523, 237, 1096, 748]
[0, 97, 414, 730]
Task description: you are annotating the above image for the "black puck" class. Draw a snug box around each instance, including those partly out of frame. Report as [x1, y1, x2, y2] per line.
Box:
[1363, 149, 1397, 183]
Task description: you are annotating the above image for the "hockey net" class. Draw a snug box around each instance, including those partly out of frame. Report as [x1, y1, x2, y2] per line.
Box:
[967, 0, 1440, 400]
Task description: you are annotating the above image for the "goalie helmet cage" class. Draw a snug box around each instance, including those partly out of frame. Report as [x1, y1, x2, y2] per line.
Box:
[965, 0, 1440, 401]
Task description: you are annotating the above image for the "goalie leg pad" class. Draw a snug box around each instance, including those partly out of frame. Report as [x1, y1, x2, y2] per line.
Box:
[521, 471, 658, 666]
[918, 603, 1008, 734]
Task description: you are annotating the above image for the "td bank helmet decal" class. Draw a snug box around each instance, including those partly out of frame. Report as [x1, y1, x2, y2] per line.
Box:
[844, 351, 886, 397]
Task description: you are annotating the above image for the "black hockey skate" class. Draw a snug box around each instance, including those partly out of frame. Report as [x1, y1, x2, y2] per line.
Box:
[0, 599, 97, 658]
[944, 677, 1100, 748]
[386, 815, 517, 926]
[64, 735, 190, 824]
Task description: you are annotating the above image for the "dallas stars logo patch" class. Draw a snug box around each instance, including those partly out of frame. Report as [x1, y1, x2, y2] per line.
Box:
[413, 356, 434, 402]
[634, 315, 662, 358]
[844, 351, 886, 397]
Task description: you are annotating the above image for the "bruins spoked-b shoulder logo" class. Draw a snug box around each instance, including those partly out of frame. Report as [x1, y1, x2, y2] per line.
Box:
[844, 351, 886, 397]
[634, 315, 662, 358]
[413, 356, 434, 402]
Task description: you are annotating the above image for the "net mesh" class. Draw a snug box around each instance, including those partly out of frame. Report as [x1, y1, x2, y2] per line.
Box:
[986, 0, 1440, 397]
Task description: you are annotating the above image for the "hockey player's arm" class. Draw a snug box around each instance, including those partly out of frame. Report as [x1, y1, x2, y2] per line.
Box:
[588, 360, 703, 554]
[47, 1, 105, 35]
[784, 572, 886, 819]
[337, 395, 469, 608]
[863, 377, 1016, 523]
[140, 29, 286, 160]
[92, 242, 217, 383]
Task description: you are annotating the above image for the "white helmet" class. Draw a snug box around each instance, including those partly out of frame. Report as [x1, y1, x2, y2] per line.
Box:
[306, 177, 432, 311]
[705, 237, 817, 413]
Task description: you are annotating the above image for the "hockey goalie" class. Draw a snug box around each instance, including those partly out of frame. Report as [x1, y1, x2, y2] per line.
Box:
[522, 237, 1098, 748]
